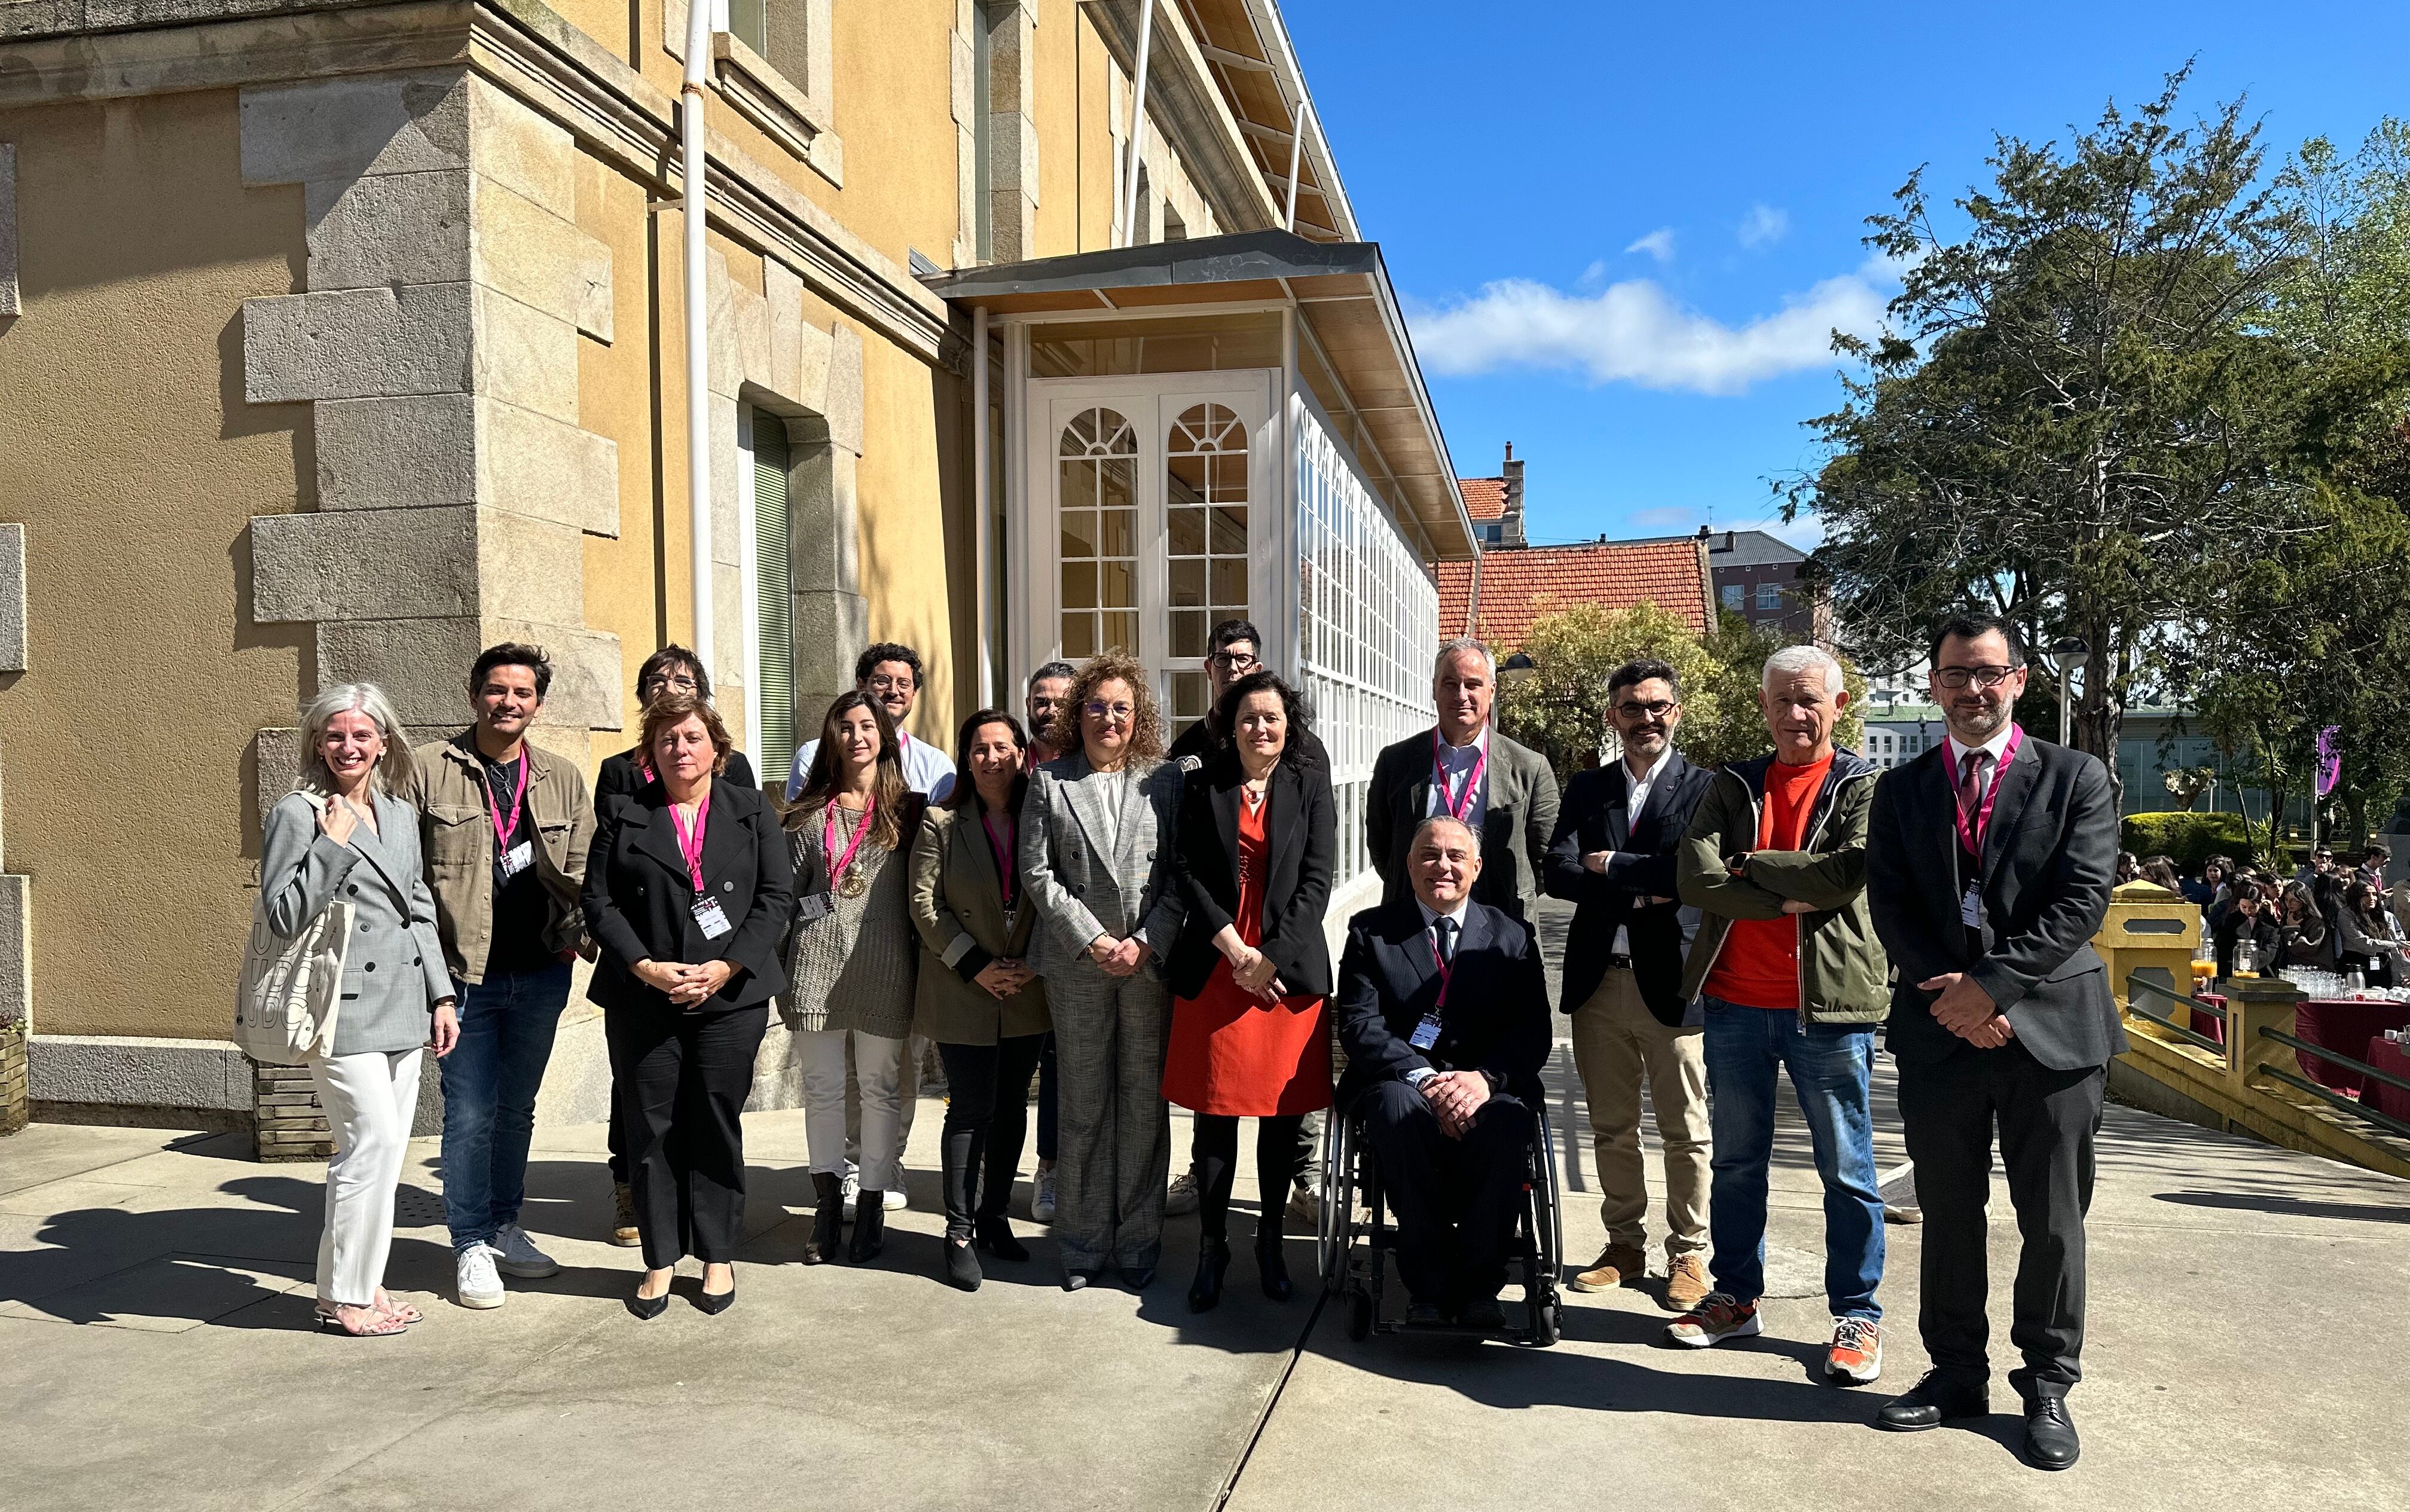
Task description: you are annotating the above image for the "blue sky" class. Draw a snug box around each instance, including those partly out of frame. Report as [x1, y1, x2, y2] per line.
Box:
[1284, 2, 2410, 549]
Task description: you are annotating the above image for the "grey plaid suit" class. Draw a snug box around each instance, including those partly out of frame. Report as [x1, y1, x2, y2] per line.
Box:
[1019, 750, 1186, 1276]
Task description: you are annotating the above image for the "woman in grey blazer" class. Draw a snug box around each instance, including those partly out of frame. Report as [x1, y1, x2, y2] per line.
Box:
[261, 684, 458, 1338]
[1019, 652, 1184, 1290]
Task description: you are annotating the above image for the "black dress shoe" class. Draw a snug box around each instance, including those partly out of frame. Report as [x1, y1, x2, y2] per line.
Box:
[944, 1236, 983, 1293]
[1187, 1237, 1231, 1313]
[1875, 1370, 1990, 1432]
[2021, 1397, 2081, 1471]
[1459, 1297, 1507, 1331]
[807, 1171, 845, 1265]
[696, 1282, 737, 1316]
[1120, 1264, 1156, 1291]
[1255, 1232, 1293, 1302]
[627, 1288, 670, 1321]
[1403, 1301, 1447, 1328]
[973, 1217, 1030, 1263]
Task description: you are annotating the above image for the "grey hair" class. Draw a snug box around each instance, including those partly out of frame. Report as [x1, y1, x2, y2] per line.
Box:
[297, 683, 419, 799]
[1410, 814, 1480, 853]
[1432, 637, 1495, 680]
[1762, 644, 1846, 695]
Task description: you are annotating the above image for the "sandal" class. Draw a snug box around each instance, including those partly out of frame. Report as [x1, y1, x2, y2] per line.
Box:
[315, 1303, 407, 1337]
[372, 1289, 423, 1326]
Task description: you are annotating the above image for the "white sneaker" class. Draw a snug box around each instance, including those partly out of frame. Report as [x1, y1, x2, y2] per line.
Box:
[490, 1223, 560, 1279]
[1285, 1184, 1320, 1227]
[841, 1168, 861, 1218]
[883, 1187, 907, 1212]
[1031, 1166, 1058, 1224]
[1165, 1166, 1201, 1217]
[455, 1243, 505, 1309]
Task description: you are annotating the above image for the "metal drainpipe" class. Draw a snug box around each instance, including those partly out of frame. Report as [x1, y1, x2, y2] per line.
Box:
[1119, 0, 1154, 248]
[682, 0, 717, 673]
[972, 305, 992, 707]
[1283, 99, 1309, 231]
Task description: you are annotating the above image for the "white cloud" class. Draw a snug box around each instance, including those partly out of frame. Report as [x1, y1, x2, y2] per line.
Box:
[1412, 258, 1895, 396]
[1737, 203, 1789, 250]
[1624, 227, 1678, 262]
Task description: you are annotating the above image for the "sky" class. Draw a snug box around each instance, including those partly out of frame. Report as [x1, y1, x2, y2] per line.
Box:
[1282, 1, 2410, 551]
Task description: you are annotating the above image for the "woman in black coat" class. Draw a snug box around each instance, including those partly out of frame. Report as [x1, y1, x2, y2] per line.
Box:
[1160, 671, 1336, 1312]
[583, 692, 794, 1318]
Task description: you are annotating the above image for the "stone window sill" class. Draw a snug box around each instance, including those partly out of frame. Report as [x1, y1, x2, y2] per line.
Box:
[713, 34, 843, 187]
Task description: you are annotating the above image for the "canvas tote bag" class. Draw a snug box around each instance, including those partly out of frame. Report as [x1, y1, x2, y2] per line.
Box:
[234, 794, 354, 1064]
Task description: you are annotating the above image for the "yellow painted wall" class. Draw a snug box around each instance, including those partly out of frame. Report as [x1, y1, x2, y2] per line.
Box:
[0, 91, 310, 1040]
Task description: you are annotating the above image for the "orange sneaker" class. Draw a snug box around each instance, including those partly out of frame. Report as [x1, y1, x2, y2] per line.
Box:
[1664, 1292, 1761, 1348]
[1826, 1316, 1882, 1384]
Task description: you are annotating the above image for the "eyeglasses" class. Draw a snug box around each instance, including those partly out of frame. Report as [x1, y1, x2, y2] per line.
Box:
[1934, 665, 2023, 690]
[1209, 650, 1261, 672]
[1612, 700, 1676, 720]
[865, 674, 916, 694]
[1085, 700, 1135, 722]
[643, 674, 700, 695]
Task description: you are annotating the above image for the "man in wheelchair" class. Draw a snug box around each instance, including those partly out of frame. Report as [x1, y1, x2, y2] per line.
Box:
[1336, 815, 1553, 1329]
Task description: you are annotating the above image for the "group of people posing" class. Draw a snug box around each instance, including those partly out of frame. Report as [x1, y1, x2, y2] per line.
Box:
[259, 606, 2116, 1473]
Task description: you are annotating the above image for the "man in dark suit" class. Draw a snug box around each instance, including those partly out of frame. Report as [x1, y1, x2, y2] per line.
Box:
[1866, 612, 2122, 1471]
[1542, 659, 1716, 1309]
[1337, 815, 1552, 1330]
[1365, 639, 1559, 918]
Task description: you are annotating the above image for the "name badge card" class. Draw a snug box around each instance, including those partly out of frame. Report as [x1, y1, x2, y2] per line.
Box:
[1409, 1011, 1443, 1050]
[500, 839, 534, 879]
[1960, 884, 1983, 930]
[692, 897, 733, 939]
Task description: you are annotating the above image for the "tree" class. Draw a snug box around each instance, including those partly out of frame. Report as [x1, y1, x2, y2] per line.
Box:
[1788, 69, 2320, 811]
[1495, 600, 1720, 780]
[1681, 610, 1870, 769]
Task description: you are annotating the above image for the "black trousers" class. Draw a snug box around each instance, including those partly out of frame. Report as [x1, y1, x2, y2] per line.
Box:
[1358, 1082, 1533, 1306]
[1192, 1113, 1306, 1245]
[934, 1035, 1047, 1238]
[606, 1002, 768, 1269]
[1898, 1041, 2104, 1401]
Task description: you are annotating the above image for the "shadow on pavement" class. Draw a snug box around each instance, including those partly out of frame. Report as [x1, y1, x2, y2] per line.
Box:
[2149, 1188, 2410, 1223]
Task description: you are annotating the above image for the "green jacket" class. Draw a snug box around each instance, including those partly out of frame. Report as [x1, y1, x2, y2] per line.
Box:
[1676, 749, 1889, 1023]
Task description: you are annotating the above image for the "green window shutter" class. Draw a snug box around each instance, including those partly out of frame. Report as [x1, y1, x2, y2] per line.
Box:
[753, 418, 795, 775]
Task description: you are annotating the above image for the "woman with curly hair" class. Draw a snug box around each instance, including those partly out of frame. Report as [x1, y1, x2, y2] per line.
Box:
[1018, 651, 1187, 1290]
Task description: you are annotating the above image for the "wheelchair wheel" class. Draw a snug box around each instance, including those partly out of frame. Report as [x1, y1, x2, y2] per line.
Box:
[1529, 1300, 1561, 1348]
[1347, 1291, 1375, 1342]
[1317, 1111, 1350, 1296]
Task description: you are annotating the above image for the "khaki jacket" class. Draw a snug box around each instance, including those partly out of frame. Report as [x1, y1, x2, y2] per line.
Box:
[409, 733, 597, 985]
[908, 804, 1049, 1045]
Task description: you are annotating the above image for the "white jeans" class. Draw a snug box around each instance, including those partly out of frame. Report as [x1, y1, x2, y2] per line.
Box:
[308, 1048, 423, 1308]
[799, 1029, 903, 1191]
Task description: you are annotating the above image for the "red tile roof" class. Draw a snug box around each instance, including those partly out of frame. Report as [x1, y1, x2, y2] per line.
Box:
[1434, 539, 1713, 647]
[1458, 476, 1508, 521]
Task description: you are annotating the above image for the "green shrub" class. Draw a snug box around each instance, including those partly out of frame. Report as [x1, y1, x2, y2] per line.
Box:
[2122, 811, 2254, 872]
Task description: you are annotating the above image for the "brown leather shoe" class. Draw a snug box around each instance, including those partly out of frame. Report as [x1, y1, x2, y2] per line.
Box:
[611, 1182, 642, 1248]
[1663, 1251, 1710, 1312]
[1569, 1242, 1648, 1293]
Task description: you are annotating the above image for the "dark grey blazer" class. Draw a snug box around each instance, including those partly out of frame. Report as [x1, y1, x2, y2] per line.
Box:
[261, 790, 455, 1058]
[1867, 735, 2126, 1071]
[1365, 726, 1560, 916]
[1017, 751, 1185, 981]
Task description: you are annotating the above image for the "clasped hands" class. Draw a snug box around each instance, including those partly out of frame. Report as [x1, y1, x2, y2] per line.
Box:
[973, 957, 1037, 1000]
[635, 957, 735, 1007]
[1086, 933, 1153, 978]
[1419, 1069, 1490, 1139]
[1921, 970, 2013, 1047]
[1581, 850, 1672, 906]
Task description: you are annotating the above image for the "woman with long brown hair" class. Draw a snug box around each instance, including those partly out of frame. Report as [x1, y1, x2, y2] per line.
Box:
[783, 691, 924, 1263]
[1019, 651, 1187, 1290]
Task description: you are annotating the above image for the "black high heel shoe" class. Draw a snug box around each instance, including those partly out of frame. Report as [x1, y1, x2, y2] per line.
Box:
[973, 1217, 1030, 1263]
[696, 1282, 737, 1316]
[627, 1275, 672, 1320]
[1256, 1229, 1294, 1302]
[807, 1171, 845, 1265]
[944, 1235, 983, 1292]
[1187, 1236, 1232, 1313]
[848, 1192, 887, 1262]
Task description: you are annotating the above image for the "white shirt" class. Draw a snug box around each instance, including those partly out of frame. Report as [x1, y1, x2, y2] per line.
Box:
[1944, 724, 2015, 787]
[786, 729, 957, 804]
[1608, 744, 1674, 959]
[1406, 898, 1472, 1086]
[1425, 725, 1490, 833]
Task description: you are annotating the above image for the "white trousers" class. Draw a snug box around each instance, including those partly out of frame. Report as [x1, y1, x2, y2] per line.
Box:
[798, 1029, 905, 1192]
[308, 1048, 423, 1308]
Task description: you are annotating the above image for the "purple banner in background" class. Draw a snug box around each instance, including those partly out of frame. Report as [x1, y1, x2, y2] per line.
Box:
[2316, 725, 2342, 798]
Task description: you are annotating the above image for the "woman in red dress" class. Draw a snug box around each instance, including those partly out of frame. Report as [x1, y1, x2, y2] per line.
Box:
[1162, 671, 1336, 1312]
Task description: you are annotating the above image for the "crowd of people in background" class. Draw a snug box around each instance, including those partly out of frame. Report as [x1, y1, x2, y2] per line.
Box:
[2120, 839, 2410, 985]
[252, 607, 2127, 1473]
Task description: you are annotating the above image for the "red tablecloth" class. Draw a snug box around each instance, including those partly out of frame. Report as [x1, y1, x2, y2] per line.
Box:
[2188, 992, 2227, 1044]
[2293, 998, 2410, 1093]
[2360, 1036, 2410, 1123]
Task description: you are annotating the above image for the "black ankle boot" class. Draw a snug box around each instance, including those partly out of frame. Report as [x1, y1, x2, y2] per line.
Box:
[975, 1216, 1030, 1262]
[1256, 1224, 1293, 1302]
[1187, 1236, 1232, 1313]
[849, 1192, 887, 1261]
[808, 1171, 845, 1264]
[944, 1234, 983, 1291]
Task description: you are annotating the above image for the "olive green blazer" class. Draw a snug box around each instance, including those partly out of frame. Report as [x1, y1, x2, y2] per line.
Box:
[908, 804, 1050, 1045]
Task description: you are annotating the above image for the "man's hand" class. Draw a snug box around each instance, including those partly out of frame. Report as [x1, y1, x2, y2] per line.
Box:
[1780, 899, 1817, 915]
[1419, 1070, 1491, 1137]
[1583, 849, 1615, 875]
[1919, 971, 2000, 1040]
[1964, 1013, 2015, 1049]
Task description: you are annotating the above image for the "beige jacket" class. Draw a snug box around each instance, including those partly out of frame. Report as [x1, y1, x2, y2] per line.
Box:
[408, 733, 597, 985]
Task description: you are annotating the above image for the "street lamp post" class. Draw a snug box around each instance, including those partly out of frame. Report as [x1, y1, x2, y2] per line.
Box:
[2050, 637, 2090, 750]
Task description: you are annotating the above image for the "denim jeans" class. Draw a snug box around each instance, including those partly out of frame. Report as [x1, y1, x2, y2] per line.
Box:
[1699, 995, 1884, 1320]
[439, 960, 573, 1253]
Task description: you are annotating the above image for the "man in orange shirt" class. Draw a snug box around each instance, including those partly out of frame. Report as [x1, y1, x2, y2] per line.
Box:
[1664, 646, 1891, 1386]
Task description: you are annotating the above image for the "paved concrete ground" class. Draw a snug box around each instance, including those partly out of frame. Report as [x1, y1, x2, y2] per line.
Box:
[4, 898, 2406, 1510]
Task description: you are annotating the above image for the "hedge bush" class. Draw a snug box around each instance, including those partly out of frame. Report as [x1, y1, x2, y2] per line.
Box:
[2121, 811, 2255, 872]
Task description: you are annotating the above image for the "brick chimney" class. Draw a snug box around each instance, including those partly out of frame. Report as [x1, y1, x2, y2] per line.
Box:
[1500, 442, 1527, 551]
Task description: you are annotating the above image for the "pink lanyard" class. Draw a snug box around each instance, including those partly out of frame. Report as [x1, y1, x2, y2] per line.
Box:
[824, 798, 877, 881]
[487, 749, 529, 851]
[1954, 725, 2024, 857]
[668, 794, 710, 893]
[981, 812, 1016, 908]
[1431, 730, 1487, 823]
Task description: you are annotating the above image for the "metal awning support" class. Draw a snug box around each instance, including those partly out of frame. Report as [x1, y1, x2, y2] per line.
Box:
[1283, 97, 1309, 231]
